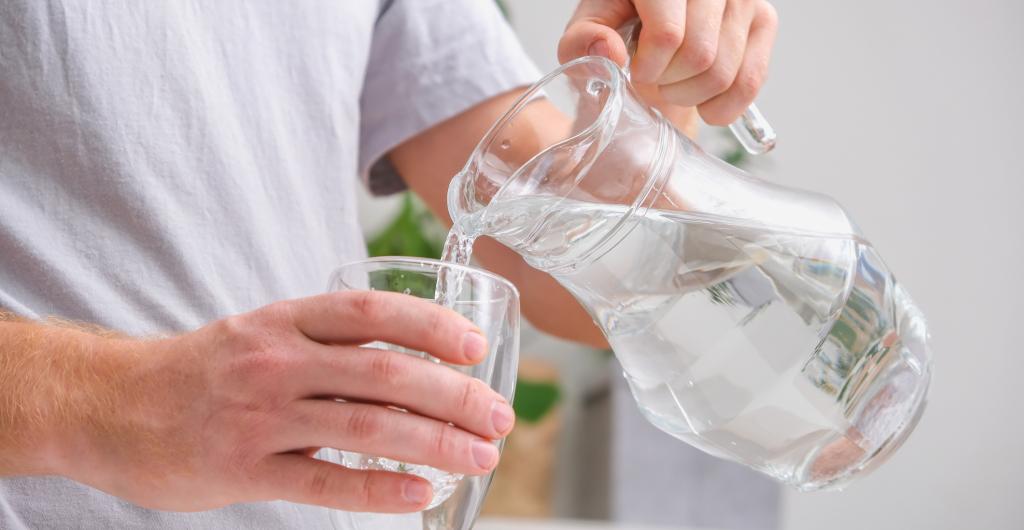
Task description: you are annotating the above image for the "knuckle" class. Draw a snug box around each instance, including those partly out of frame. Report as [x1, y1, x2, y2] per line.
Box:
[426, 307, 451, 345]
[432, 422, 460, 458]
[734, 70, 763, 102]
[650, 22, 685, 50]
[705, 66, 735, 94]
[369, 352, 408, 385]
[759, 2, 780, 28]
[457, 378, 485, 413]
[355, 471, 378, 509]
[217, 314, 252, 345]
[263, 300, 295, 323]
[233, 347, 291, 382]
[307, 464, 335, 501]
[683, 40, 717, 73]
[218, 312, 291, 363]
[353, 291, 391, 323]
[345, 406, 384, 442]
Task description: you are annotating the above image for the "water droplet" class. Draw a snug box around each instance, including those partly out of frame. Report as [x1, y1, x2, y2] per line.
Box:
[500, 139, 511, 150]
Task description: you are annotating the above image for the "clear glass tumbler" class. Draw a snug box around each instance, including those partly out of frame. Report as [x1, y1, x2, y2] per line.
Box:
[326, 257, 520, 530]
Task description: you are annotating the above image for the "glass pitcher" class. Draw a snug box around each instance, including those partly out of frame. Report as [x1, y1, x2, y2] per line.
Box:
[446, 56, 932, 491]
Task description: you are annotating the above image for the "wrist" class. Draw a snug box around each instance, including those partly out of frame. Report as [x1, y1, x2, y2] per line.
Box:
[39, 332, 147, 480]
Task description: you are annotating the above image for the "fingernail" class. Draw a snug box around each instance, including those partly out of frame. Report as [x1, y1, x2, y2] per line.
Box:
[588, 39, 610, 59]
[472, 440, 499, 470]
[491, 400, 515, 435]
[462, 331, 487, 362]
[403, 479, 431, 505]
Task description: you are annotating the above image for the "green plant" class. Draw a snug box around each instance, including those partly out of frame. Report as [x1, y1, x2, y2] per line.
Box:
[512, 380, 561, 423]
[494, 0, 509, 19]
[366, 193, 445, 259]
[720, 128, 752, 168]
[368, 270, 438, 299]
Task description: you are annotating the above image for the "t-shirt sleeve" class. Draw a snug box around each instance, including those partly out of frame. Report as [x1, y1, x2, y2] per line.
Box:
[359, 0, 541, 195]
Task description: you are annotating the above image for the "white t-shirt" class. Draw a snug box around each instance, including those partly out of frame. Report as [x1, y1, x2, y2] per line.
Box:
[0, 0, 538, 527]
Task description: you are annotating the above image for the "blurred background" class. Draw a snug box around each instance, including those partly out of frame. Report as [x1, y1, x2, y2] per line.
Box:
[359, 1, 1024, 529]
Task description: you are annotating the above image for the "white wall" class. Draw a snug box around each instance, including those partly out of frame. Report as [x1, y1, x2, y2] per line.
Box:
[504, 1, 1024, 529]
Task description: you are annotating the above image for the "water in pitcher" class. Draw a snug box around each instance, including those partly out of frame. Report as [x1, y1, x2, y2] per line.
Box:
[448, 195, 930, 490]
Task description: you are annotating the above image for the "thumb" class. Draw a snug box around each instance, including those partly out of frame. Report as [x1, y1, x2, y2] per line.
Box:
[558, 19, 631, 67]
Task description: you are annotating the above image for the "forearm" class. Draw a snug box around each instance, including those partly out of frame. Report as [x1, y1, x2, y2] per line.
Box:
[0, 314, 136, 478]
[472, 239, 607, 347]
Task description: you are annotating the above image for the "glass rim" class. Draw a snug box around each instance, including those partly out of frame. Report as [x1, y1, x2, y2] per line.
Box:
[329, 255, 520, 299]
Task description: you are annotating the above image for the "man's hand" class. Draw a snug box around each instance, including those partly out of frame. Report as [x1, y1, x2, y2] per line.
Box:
[1, 292, 514, 513]
[559, 0, 778, 127]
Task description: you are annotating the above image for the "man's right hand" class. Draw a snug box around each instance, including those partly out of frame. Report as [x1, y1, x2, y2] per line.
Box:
[7, 291, 515, 513]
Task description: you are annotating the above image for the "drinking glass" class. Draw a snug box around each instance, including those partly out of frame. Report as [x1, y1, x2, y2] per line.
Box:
[326, 257, 520, 530]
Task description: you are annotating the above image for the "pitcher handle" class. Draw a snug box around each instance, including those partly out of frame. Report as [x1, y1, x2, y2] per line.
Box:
[616, 18, 776, 155]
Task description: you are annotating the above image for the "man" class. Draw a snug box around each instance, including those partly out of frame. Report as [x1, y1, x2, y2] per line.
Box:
[0, 0, 777, 527]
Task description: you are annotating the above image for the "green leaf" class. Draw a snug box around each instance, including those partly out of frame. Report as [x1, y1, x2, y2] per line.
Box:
[719, 128, 751, 168]
[369, 271, 438, 299]
[512, 380, 561, 423]
[366, 193, 444, 259]
[494, 0, 509, 20]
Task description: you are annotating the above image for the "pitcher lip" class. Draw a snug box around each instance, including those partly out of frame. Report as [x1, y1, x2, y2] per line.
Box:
[449, 56, 626, 223]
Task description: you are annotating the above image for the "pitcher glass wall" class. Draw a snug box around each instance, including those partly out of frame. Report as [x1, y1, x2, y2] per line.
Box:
[447, 56, 932, 491]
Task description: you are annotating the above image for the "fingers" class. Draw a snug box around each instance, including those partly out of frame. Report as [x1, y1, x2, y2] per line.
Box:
[658, 1, 756, 112]
[660, 0, 726, 84]
[304, 345, 514, 440]
[289, 291, 487, 365]
[631, 0, 687, 83]
[697, 3, 778, 125]
[563, 0, 776, 124]
[277, 400, 501, 476]
[255, 453, 433, 513]
[558, 0, 636, 65]
[558, 18, 632, 66]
